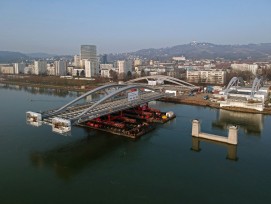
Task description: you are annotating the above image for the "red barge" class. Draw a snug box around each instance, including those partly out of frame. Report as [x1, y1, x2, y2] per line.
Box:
[78, 103, 175, 139]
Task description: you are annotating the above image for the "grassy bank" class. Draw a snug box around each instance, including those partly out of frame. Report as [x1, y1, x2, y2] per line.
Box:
[0, 75, 105, 91]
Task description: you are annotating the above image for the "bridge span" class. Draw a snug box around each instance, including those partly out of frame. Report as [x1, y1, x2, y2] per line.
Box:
[26, 84, 167, 135]
[125, 75, 200, 92]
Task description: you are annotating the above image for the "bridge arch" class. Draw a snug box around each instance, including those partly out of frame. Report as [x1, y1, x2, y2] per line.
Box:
[72, 84, 158, 121]
[44, 84, 126, 117]
[126, 75, 198, 89]
[251, 77, 263, 97]
[223, 77, 244, 94]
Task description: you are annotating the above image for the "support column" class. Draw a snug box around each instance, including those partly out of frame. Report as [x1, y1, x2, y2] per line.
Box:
[192, 119, 200, 137]
[226, 144, 238, 161]
[191, 137, 201, 152]
[228, 126, 238, 145]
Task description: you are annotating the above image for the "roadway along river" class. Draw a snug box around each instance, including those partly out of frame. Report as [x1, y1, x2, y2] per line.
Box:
[1, 85, 271, 204]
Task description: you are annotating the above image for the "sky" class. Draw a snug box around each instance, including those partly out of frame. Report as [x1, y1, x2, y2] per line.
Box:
[0, 0, 271, 55]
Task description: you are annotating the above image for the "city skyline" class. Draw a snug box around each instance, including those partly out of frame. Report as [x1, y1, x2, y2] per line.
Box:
[1, 0, 271, 55]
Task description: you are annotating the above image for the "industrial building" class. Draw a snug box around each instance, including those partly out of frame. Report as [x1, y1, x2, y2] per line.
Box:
[215, 77, 269, 111]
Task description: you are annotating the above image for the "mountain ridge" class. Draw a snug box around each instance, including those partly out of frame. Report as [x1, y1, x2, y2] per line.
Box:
[1, 42, 271, 63]
[108, 42, 271, 61]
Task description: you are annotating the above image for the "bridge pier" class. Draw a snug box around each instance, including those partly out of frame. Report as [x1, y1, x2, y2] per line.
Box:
[192, 119, 238, 145]
[191, 137, 238, 160]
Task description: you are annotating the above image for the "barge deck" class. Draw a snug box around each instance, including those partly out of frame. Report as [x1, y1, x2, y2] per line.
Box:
[78, 103, 175, 139]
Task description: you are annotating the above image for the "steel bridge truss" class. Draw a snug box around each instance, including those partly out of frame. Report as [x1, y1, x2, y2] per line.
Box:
[223, 76, 263, 97]
[126, 75, 199, 90]
[250, 77, 263, 97]
[26, 84, 166, 135]
[223, 77, 245, 94]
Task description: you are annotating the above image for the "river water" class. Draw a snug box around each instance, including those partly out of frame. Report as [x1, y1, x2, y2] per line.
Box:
[1, 84, 271, 204]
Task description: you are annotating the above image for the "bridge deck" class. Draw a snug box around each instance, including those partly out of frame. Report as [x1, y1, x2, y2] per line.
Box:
[42, 91, 164, 125]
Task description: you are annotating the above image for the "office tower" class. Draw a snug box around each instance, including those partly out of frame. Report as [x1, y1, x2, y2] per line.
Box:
[100, 54, 108, 64]
[14, 62, 25, 74]
[80, 45, 97, 60]
[34, 60, 47, 75]
[80, 45, 99, 77]
[55, 60, 67, 76]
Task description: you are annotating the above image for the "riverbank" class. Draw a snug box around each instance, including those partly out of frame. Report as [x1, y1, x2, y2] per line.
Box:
[159, 93, 271, 115]
[2, 76, 271, 115]
[1, 76, 99, 92]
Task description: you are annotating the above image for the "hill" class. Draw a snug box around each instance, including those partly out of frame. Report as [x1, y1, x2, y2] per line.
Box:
[0, 51, 30, 63]
[108, 42, 271, 61]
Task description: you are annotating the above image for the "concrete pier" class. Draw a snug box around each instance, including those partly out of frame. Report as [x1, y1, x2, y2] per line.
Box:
[192, 119, 238, 145]
[191, 137, 238, 161]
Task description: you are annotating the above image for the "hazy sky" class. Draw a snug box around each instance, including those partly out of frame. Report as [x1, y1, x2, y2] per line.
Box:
[1, 0, 270, 55]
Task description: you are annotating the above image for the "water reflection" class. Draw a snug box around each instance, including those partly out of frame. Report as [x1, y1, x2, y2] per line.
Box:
[212, 109, 263, 135]
[191, 137, 238, 161]
[0, 83, 81, 98]
[30, 131, 126, 180]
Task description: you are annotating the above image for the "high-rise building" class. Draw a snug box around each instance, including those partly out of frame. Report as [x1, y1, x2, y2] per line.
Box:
[74, 55, 81, 67]
[85, 59, 98, 78]
[117, 60, 132, 74]
[55, 60, 67, 76]
[80, 45, 99, 77]
[14, 62, 25, 74]
[34, 60, 47, 75]
[80, 45, 97, 60]
[100, 54, 108, 64]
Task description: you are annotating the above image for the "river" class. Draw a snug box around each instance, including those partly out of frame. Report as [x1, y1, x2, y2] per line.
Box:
[1, 84, 271, 204]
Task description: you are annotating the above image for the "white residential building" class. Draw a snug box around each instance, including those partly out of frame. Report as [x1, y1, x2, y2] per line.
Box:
[231, 63, 258, 75]
[172, 56, 186, 61]
[74, 55, 81, 67]
[55, 60, 67, 76]
[24, 65, 34, 74]
[117, 60, 132, 75]
[0, 65, 14, 74]
[14, 63, 25, 74]
[187, 69, 226, 85]
[85, 59, 98, 78]
[34, 60, 47, 75]
[47, 63, 55, 76]
[100, 64, 114, 78]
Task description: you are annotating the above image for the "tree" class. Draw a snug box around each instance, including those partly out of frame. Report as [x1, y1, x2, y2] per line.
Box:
[109, 69, 118, 82]
[126, 71, 132, 80]
[140, 69, 146, 77]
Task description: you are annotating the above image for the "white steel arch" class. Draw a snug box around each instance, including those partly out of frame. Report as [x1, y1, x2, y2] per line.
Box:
[71, 84, 158, 121]
[223, 77, 244, 94]
[251, 77, 263, 97]
[43, 84, 126, 117]
[126, 75, 198, 89]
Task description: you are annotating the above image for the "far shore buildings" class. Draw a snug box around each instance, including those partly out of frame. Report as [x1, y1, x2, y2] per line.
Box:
[231, 63, 258, 75]
[54, 60, 67, 76]
[117, 60, 132, 75]
[33, 60, 47, 75]
[0, 64, 14, 74]
[186, 69, 226, 85]
[100, 64, 114, 78]
[73, 45, 99, 78]
[14, 62, 25, 74]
